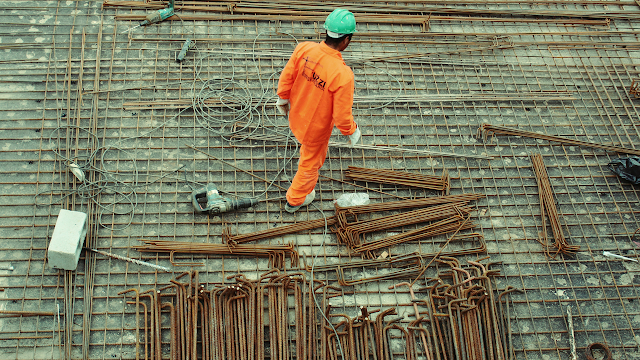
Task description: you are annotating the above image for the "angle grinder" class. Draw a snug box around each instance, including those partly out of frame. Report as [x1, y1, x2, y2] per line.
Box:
[191, 183, 259, 214]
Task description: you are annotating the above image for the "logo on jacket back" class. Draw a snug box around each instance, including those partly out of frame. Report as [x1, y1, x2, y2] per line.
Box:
[302, 56, 326, 91]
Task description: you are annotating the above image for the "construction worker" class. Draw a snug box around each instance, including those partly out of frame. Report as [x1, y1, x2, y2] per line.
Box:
[276, 8, 361, 213]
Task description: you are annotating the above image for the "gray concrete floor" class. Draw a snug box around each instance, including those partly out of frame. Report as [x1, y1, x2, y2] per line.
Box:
[1, 1, 640, 359]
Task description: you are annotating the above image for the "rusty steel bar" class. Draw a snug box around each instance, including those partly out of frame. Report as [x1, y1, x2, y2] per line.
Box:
[345, 166, 450, 193]
[335, 193, 484, 217]
[111, 5, 612, 25]
[103, 0, 640, 19]
[223, 217, 336, 244]
[135, 239, 299, 268]
[319, 174, 411, 200]
[119, 288, 140, 360]
[334, 202, 473, 248]
[481, 123, 640, 156]
[531, 153, 580, 257]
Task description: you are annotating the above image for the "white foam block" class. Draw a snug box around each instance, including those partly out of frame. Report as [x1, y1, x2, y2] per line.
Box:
[48, 209, 88, 271]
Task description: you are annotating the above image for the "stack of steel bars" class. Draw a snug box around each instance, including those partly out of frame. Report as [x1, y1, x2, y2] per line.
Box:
[345, 166, 450, 194]
[220, 195, 484, 251]
[134, 239, 299, 268]
[414, 257, 521, 360]
[223, 217, 337, 244]
[322, 257, 520, 360]
[335, 193, 484, 215]
[335, 202, 473, 247]
[333, 194, 483, 259]
[119, 271, 322, 360]
[531, 153, 580, 257]
[350, 216, 476, 258]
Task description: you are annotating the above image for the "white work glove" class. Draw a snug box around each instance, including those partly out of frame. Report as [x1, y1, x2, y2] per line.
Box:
[275, 98, 290, 116]
[349, 126, 361, 147]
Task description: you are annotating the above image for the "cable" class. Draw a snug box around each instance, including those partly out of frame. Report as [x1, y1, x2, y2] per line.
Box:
[40, 34, 297, 228]
[37, 125, 188, 230]
[185, 31, 302, 200]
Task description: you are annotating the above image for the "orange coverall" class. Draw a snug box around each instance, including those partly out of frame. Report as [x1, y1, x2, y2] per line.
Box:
[277, 41, 357, 206]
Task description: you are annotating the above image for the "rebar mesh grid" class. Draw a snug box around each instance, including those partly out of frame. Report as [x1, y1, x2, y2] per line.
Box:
[1, 1, 640, 359]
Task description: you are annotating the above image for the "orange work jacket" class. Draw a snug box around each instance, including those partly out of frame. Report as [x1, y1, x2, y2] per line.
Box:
[277, 41, 357, 145]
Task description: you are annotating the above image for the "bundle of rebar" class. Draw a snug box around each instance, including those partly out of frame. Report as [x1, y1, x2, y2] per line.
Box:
[119, 271, 322, 360]
[220, 195, 484, 249]
[223, 217, 336, 244]
[480, 123, 640, 156]
[333, 194, 482, 258]
[345, 166, 450, 194]
[531, 153, 580, 257]
[334, 202, 471, 247]
[134, 239, 299, 268]
[211, 272, 319, 360]
[351, 216, 477, 258]
[410, 257, 521, 360]
[335, 193, 484, 219]
[322, 257, 520, 360]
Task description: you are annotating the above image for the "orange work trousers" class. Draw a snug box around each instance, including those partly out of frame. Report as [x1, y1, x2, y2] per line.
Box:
[286, 141, 330, 206]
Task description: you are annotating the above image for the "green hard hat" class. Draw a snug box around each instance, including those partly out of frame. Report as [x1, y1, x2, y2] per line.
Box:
[323, 8, 356, 35]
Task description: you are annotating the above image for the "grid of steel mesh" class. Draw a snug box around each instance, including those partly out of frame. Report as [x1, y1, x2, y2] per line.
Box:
[1, 0, 640, 359]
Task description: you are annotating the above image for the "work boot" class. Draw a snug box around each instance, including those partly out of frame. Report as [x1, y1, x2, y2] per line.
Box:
[285, 190, 316, 213]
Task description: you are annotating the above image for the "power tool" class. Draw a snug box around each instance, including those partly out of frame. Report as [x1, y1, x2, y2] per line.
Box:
[122, 0, 174, 33]
[191, 184, 259, 214]
[176, 39, 193, 63]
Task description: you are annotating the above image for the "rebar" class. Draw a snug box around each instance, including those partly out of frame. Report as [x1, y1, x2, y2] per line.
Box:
[121, 271, 330, 360]
[481, 123, 640, 156]
[316, 258, 514, 360]
[134, 239, 299, 268]
[335, 202, 471, 247]
[350, 216, 476, 257]
[586, 343, 613, 360]
[531, 153, 580, 257]
[345, 166, 450, 193]
[335, 193, 484, 217]
[223, 217, 337, 244]
[106, 1, 619, 23]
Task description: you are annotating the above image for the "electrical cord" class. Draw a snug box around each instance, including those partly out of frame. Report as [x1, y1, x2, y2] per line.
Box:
[37, 123, 189, 230]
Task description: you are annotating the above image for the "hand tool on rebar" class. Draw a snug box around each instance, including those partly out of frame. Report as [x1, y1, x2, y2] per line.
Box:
[85, 248, 171, 272]
[191, 183, 259, 214]
[603, 250, 638, 262]
[121, 0, 174, 34]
